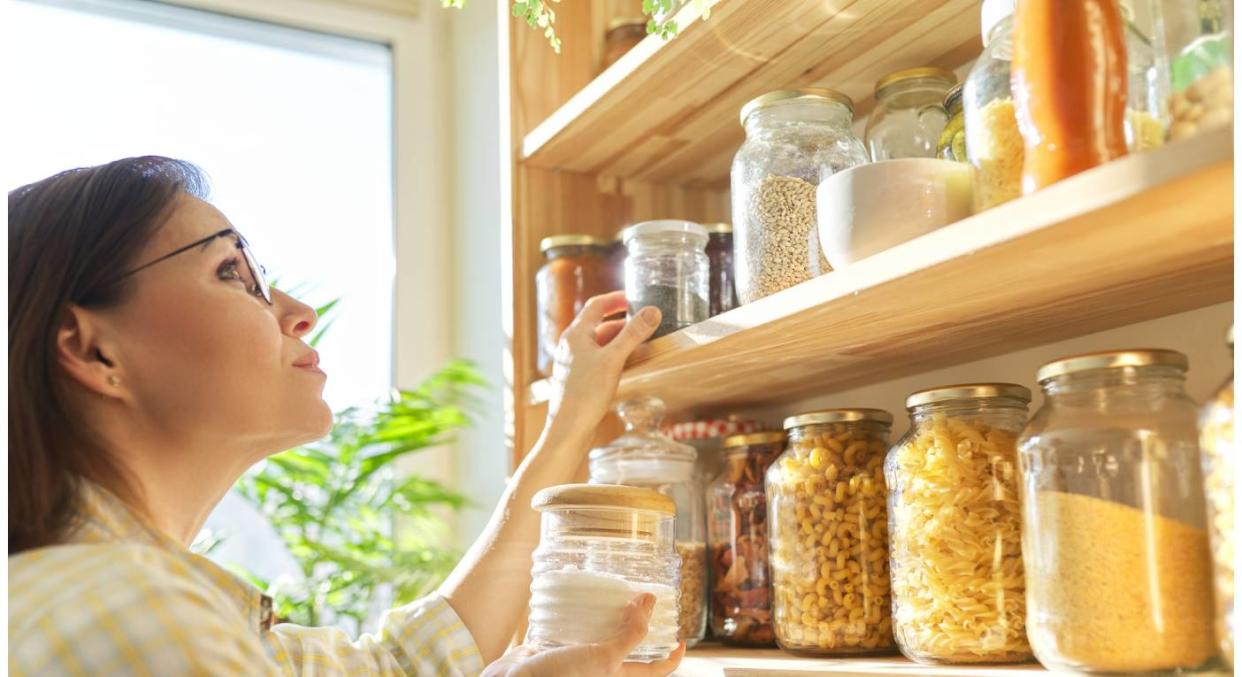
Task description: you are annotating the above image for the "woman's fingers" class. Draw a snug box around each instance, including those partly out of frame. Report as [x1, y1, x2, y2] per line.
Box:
[619, 642, 686, 677]
[600, 593, 656, 664]
[603, 307, 660, 356]
[564, 291, 629, 343]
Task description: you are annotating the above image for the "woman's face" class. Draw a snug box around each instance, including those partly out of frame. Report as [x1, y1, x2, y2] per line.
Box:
[102, 194, 332, 458]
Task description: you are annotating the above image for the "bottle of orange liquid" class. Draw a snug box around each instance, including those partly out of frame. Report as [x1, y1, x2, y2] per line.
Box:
[1011, 0, 1129, 193]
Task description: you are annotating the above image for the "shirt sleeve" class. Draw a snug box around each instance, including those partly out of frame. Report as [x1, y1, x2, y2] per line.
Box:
[263, 593, 485, 677]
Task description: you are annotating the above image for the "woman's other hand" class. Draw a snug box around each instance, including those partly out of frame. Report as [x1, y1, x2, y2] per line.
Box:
[546, 291, 660, 435]
[482, 594, 686, 677]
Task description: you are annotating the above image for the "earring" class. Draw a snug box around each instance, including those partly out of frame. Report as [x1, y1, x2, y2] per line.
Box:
[107, 375, 120, 387]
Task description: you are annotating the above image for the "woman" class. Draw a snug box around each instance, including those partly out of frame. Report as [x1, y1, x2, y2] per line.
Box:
[8, 156, 685, 676]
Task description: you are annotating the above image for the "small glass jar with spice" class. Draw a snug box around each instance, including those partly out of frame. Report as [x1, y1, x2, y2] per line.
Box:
[767, 408, 895, 656]
[707, 431, 785, 646]
[864, 67, 957, 161]
[536, 235, 616, 376]
[702, 222, 738, 316]
[623, 221, 709, 340]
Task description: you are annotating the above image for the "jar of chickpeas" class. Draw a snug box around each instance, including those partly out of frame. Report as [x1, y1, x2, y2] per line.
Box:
[885, 384, 1032, 665]
[766, 409, 895, 656]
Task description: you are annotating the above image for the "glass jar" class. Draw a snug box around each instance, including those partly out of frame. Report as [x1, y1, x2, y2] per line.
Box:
[1165, 0, 1233, 141]
[536, 235, 616, 376]
[1201, 327, 1234, 667]
[937, 83, 967, 162]
[666, 416, 763, 485]
[1018, 350, 1215, 673]
[707, 432, 786, 646]
[1122, 0, 1172, 151]
[602, 18, 646, 72]
[703, 222, 738, 317]
[528, 483, 681, 661]
[964, 0, 1022, 211]
[886, 384, 1032, 664]
[590, 397, 708, 647]
[609, 228, 627, 292]
[730, 89, 868, 304]
[622, 220, 709, 340]
[767, 409, 895, 655]
[865, 67, 957, 161]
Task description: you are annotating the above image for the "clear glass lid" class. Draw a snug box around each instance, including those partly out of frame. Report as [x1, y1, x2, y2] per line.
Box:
[589, 396, 697, 484]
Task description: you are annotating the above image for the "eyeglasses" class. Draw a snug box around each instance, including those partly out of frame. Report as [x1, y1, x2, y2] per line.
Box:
[115, 228, 272, 304]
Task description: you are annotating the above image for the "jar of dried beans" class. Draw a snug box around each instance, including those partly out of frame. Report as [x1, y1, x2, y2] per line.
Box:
[1019, 350, 1215, 673]
[730, 89, 868, 305]
[766, 409, 895, 655]
[886, 383, 1032, 664]
[707, 431, 785, 646]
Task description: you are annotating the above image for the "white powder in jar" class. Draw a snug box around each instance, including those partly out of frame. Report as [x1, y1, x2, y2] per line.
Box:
[528, 565, 679, 652]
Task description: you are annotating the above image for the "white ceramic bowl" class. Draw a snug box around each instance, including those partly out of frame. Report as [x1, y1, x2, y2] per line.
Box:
[817, 158, 975, 267]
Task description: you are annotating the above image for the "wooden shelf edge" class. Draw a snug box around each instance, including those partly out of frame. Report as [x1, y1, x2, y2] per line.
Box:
[526, 128, 1234, 412]
[676, 645, 1048, 676]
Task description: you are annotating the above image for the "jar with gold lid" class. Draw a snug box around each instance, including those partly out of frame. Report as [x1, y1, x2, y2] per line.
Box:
[536, 235, 616, 376]
[937, 83, 966, 162]
[864, 66, 957, 161]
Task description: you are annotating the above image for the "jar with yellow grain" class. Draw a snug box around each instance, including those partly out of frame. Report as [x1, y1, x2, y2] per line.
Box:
[963, 0, 1022, 211]
[886, 384, 1032, 665]
[1200, 327, 1234, 668]
[1019, 350, 1215, 674]
[766, 409, 895, 656]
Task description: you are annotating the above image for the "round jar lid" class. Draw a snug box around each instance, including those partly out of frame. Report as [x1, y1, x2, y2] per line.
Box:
[783, 408, 893, 430]
[702, 222, 732, 234]
[874, 66, 957, 97]
[621, 220, 708, 246]
[532, 483, 675, 515]
[942, 82, 964, 111]
[723, 431, 787, 448]
[664, 417, 761, 441]
[740, 88, 855, 126]
[905, 383, 1032, 410]
[540, 234, 610, 253]
[1036, 349, 1189, 383]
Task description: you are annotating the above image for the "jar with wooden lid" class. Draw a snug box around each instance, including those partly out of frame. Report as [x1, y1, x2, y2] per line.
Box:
[937, 83, 966, 162]
[590, 397, 708, 647]
[528, 483, 681, 661]
[767, 408, 895, 655]
[864, 66, 957, 160]
[707, 431, 786, 646]
[1200, 327, 1234, 667]
[702, 222, 738, 317]
[1019, 350, 1215, 673]
[886, 383, 1032, 664]
[536, 235, 616, 376]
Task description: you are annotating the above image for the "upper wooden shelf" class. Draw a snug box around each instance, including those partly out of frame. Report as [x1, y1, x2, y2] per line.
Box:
[676, 645, 1048, 676]
[529, 127, 1234, 413]
[520, 0, 980, 186]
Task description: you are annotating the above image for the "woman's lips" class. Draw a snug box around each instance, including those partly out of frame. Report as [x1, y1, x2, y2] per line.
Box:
[293, 350, 322, 372]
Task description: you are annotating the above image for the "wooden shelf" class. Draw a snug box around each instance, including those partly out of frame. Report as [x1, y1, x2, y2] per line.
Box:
[529, 127, 1234, 414]
[676, 645, 1047, 676]
[520, 0, 981, 186]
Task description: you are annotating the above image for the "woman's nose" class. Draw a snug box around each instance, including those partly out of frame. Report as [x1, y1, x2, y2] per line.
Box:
[271, 288, 318, 338]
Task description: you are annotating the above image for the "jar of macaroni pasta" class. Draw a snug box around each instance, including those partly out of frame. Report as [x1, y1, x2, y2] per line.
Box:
[1200, 327, 1234, 667]
[767, 409, 894, 655]
[1018, 350, 1215, 673]
[886, 384, 1032, 664]
[963, 0, 1021, 211]
[528, 483, 681, 661]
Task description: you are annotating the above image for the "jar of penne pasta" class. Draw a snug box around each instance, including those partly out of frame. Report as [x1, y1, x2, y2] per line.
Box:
[766, 409, 895, 656]
[885, 383, 1032, 664]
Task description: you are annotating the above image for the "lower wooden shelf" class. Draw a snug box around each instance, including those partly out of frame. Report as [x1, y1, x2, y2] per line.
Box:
[675, 645, 1047, 676]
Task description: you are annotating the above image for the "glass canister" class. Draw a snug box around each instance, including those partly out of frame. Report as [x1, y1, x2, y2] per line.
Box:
[864, 67, 957, 161]
[886, 384, 1032, 664]
[767, 409, 895, 655]
[1121, 0, 1172, 151]
[1201, 327, 1234, 667]
[937, 83, 967, 162]
[536, 235, 617, 377]
[1018, 350, 1215, 673]
[609, 227, 627, 292]
[964, 0, 1022, 211]
[528, 483, 681, 661]
[703, 222, 738, 317]
[590, 397, 708, 647]
[707, 432, 786, 646]
[730, 89, 869, 304]
[1165, 0, 1233, 141]
[623, 220, 709, 340]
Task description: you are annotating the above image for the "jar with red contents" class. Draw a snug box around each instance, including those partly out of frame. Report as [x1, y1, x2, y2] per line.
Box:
[536, 235, 616, 377]
[665, 416, 764, 484]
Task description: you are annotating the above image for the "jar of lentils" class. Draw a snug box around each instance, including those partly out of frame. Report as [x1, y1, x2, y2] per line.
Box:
[766, 408, 894, 655]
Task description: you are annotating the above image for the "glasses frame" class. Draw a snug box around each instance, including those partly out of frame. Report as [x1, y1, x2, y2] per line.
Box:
[114, 228, 272, 304]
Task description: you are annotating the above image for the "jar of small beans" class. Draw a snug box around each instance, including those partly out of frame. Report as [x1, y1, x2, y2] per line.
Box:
[766, 408, 895, 656]
[885, 384, 1032, 664]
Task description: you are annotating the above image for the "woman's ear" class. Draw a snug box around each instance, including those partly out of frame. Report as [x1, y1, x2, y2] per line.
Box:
[57, 305, 124, 399]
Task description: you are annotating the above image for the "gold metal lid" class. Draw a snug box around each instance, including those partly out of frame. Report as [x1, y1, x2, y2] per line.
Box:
[875, 66, 957, 97]
[540, 234, 610, 253]
[723, 431, 787, 448]
[906, 383, 1031, 410]
[783, 408, 893, 430]
[942, 82, 964, 112]
[740, 88, 855, 126]
[702, 222, 732, 234]
[532, 483, 675, 515]
[1036, 349, 1189, 383]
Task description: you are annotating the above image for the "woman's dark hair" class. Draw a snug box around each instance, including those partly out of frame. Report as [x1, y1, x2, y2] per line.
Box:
[9, 156, 208, 555]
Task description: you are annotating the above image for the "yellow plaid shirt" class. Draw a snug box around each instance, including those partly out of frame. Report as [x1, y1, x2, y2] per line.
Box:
[9, 483, 484, 676]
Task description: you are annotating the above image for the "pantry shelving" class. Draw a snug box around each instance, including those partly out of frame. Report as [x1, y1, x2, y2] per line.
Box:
[675, 645, 1050, 676]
